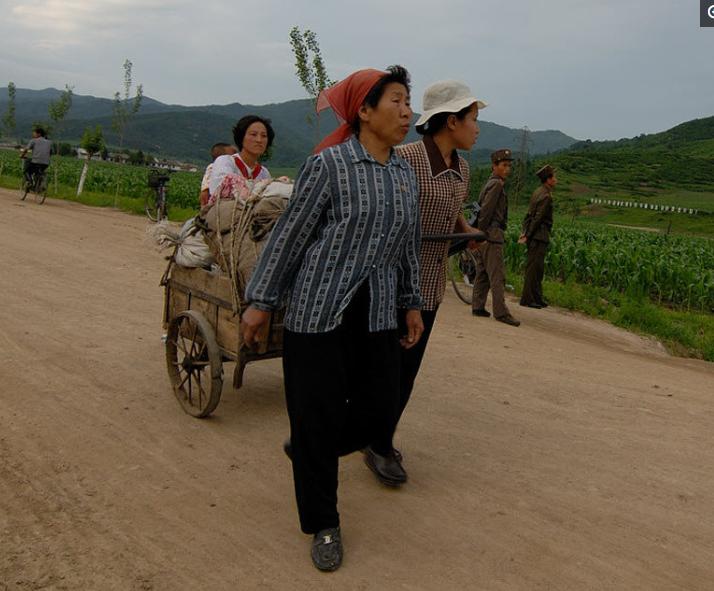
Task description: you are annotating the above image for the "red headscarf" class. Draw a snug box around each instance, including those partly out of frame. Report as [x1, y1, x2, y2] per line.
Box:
[313, 68, 386, 154]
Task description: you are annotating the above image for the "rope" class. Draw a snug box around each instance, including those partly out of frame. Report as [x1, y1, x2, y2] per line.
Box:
[208, 179, 275, 317]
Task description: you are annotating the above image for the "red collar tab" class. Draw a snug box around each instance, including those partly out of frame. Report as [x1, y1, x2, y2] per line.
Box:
[233, 156, 262, 180]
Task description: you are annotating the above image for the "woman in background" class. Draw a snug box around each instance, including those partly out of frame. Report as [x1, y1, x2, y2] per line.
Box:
[208, 115, 273, 201]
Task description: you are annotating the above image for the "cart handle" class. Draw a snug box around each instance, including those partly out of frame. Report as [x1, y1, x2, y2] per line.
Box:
[422, 231, 487, 242]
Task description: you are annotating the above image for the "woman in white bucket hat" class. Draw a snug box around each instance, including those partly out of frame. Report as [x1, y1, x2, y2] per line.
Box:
[365, 80, 486, 486]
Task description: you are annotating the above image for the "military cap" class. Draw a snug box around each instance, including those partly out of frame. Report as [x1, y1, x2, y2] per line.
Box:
[491, 149, 514, 164]
[536, 164, 556, 182]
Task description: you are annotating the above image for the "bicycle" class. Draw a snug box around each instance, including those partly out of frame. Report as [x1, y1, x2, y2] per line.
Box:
[20, 158, 48, 204]
[146, 169, 172, 221]
[424, 201, 483, 305]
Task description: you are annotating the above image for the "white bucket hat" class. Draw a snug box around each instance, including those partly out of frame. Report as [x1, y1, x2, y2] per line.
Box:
[415, 80, 487, 129]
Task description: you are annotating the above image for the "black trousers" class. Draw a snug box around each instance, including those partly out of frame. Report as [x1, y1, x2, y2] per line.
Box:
[521, 239, 548, 305]
[24, 162, 48, 181]
[396, 307, 438, 422]
[282, 284, 400, 534]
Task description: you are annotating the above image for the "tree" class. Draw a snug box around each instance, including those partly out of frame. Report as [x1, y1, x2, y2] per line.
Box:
[2, 82, 17, 143]
[112, 59, 143, 150]
[289, 27, 333, 141]
[112, 59, 143, 202]
[77, 125, 105, 196]
[510, 126, 532, 206]
[48, 84, 74, 194]
[56, 142, 73, 156]
[128, 149, 145, 165]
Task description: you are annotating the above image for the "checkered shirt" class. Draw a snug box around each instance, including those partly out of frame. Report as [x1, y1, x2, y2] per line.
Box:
[396, 139, 470, 310]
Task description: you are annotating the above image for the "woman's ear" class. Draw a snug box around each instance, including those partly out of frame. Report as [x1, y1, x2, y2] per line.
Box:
[358, 104, 371, 124]
[447, 114, 458, 131]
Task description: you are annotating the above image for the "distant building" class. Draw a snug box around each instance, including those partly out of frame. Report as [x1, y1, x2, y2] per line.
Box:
[108, 152, 130, 164]
[153, 159, 198, 173]
[75, 148, 103, 160]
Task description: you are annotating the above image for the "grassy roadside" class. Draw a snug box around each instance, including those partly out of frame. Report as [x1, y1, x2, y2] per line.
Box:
[0, 175, 195, 222]
[507, 272, 714, 362]
[574, 201, 714, 238]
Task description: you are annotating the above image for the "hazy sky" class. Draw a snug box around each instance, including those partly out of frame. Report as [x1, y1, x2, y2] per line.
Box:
[1, 0, 712, 140]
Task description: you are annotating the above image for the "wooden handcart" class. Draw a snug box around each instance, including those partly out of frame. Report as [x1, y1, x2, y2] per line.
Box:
[162, 265, 283, 418]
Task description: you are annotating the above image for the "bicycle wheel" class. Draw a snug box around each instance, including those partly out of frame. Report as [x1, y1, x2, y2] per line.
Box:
[449, 249, 478, 304]
[158, 193, 167, 220]
[35, 175, 47, 204]
[20, 176, 30, 201]
[145, 191, 159, 222]
[158, 188, 168, 220]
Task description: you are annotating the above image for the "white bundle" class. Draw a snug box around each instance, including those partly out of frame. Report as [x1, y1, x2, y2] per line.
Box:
[149, 217, 215, 269]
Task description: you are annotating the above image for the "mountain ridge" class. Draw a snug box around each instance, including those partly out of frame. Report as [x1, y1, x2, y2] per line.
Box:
[0, 87, 577, 166]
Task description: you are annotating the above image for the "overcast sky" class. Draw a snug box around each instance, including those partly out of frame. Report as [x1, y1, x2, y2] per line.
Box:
[1, 0, 712, 140]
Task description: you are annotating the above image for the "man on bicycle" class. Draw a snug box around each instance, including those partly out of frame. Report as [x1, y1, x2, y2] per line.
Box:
[20, 126, 52, 183]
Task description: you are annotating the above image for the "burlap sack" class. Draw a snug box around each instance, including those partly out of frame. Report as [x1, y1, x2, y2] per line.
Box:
[200, 182, 290, 296]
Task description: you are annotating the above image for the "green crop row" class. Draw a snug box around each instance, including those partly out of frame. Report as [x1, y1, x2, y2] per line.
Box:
[504, 224, 714, 312]
[0, 150, 203, 210]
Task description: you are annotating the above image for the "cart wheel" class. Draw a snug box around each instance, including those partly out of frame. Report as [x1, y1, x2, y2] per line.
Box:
[449, 249, 478, 305]
[166, 310, 223, 417]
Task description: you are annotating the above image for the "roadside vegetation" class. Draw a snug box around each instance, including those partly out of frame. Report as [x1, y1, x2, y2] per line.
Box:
[2, 115, 712, 362]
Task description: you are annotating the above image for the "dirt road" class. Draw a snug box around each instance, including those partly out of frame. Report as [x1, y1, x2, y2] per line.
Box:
[1, 189, 713, 591]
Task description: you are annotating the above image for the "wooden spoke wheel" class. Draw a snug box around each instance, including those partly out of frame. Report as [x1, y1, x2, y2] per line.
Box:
[166, 310, 223, 418]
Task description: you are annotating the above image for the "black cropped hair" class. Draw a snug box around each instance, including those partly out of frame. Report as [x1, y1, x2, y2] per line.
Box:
[33, 126, 47, 137]
[352, 65, 411, 135]
[232, 115, 275, 151]
[210, 142, 232, 161]
[417, 103, 474, 136]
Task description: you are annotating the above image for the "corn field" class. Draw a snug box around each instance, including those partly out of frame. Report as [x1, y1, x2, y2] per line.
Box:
[505, 225, 714, 312]
[0, 150, 202, 209]
[3, 150, 712, 312]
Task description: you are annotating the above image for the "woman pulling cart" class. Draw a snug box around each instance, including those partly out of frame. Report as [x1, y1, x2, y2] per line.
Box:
[241, 66, 424, 572]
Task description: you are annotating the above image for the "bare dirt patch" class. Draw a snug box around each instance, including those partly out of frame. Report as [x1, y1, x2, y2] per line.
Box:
[1, 189, 713, 590]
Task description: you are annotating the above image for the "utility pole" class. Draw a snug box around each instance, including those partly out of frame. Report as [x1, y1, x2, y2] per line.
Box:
[511, 126, 530, 207]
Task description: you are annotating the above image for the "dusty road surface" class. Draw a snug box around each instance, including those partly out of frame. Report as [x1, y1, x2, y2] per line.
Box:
[1, 188, 713, 591]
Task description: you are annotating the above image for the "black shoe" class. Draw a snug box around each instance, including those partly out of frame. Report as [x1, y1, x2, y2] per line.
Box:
[311, 527, 343, 572]
[472, 308, 491, 317]
[519, 301, 543, 309]
[364, 446, 407, 487]
[361, 447, 402, 462]
[283, 439, 292, 461]
[538, 300, 549, 308]
[495, 314, 521, 327]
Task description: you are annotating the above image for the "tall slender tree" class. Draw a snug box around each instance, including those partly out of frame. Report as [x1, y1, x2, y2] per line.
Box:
[510, 126, 532, 206]
[289, 27, 333, 142]
[2, 82, 17, 144]
[48, 84, 74, 194]
[112, 59, 143, 203]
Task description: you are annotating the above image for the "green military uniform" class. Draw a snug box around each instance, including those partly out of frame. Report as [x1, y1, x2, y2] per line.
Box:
[520, 166, 554, 306]
[472, 149, 513, 319]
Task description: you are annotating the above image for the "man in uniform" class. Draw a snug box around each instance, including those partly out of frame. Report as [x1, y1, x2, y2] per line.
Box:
[472, 149, 520, 326]
[519, 164, 556, 308]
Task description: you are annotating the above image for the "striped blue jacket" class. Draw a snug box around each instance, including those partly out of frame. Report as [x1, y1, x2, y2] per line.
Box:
[245, 136, 423, 333]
